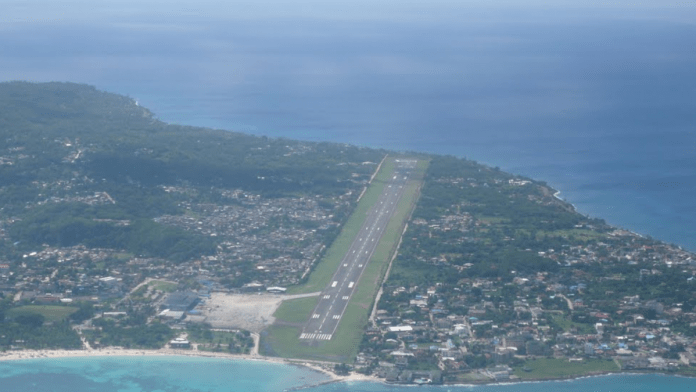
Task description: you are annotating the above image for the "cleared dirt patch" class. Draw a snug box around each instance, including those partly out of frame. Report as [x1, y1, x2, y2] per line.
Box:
[201, 292, 319, 332]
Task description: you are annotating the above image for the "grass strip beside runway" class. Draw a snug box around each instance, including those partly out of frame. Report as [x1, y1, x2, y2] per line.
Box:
[261, 157, 427, 362]
[288, 157, 395, 295]
[271, 297, 319, 324]
[349, 159, 427, 310]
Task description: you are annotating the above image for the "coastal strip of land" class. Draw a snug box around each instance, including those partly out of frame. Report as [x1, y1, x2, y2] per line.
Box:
[0, 348, 380, 385]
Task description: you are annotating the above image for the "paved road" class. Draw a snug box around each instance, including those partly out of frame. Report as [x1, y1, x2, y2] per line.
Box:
[299, 159, 418, 341]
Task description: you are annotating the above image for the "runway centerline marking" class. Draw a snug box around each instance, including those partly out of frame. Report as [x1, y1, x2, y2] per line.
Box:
[300, 160, 417, 342]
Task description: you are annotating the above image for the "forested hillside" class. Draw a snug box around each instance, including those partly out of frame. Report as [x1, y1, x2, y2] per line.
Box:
[0, 82, 384, 261]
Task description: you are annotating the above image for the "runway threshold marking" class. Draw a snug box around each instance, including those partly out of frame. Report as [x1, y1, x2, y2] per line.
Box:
[299, 333, 332, 341]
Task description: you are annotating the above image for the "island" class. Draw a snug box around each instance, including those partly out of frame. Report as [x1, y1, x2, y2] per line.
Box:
[2, 82, 696, 385]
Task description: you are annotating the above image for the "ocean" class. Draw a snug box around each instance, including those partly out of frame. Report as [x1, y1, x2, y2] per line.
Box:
[1, 356, 696, 391]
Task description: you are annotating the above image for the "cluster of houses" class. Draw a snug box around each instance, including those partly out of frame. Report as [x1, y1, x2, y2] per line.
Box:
[154, 187, 354, 288]
[0, 245, 134, 301]
[353, 174, 696, 383]
[0, 181, 363, 302]
[356, 276, 696, 383]
[356, 231, 696, 383]
[0, 145, 31, 167]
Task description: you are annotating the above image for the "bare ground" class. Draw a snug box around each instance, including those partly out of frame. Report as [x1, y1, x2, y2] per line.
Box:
[201, 292, 320, 332]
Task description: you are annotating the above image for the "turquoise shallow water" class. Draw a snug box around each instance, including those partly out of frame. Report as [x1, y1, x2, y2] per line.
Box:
[0, 356, 331, 392]
[1, 357, 696, 392]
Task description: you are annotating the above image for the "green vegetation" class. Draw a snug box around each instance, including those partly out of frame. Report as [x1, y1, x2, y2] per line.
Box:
[6, 305, 78, 323]
[148, 280, 178, 293]
[0, 299, 82, 350]
[10, 205, 217, 263]
[187, 324, 254, 354]
[548, 314, 596, 334]
[288, 158, 392, 295]
[87, 319, 174, 349]
[131, 285, 148, 299]
[513, 358, 620, 379]
[2, 82, 696, 382]
[261, 302, 368, 362]
[272, 297, 319, 324]
[262, 157, 426, 362]
[0, 81, 384, 262]
[0, 82, 389, 352]
[0, 321, 82, 350]
[387, 155, 609, 288]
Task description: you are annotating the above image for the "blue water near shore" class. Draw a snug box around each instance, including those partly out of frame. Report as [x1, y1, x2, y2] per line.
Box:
[0, 356, 330, 392]
[2, 356, 696, 391]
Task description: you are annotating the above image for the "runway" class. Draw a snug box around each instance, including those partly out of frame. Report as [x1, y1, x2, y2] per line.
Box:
[299, 159, 417, 341]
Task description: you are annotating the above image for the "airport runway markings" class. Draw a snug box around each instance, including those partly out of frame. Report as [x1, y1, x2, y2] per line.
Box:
[299, 333, 333, 340]
[300, 166, 415, 342]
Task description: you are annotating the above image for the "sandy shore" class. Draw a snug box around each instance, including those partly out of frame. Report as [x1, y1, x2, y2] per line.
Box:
[0, 347, 380, 385]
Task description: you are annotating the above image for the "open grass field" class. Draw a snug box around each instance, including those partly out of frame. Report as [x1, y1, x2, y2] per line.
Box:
[287, 158, 395, 295]
[6, 305, 78, 322]
[261, 157, 428, 362]
[347, 159, 427, 312]
[513, 358, 620, 379]
[549, 314, 596, 334]
[261, 301, 372, 362]
[148, 280, 177, 292]
[272, 297, 320, 324]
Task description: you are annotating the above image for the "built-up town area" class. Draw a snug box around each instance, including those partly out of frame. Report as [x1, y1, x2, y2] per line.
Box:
[0, 181, 352, 301]
[4, 158, 696, 384]
[360, 228, 696, 383]
[352, 163, 696, 384]
[3, 84, 696, 384]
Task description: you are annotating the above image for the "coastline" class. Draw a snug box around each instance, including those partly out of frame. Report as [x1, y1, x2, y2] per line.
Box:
[2, 348, 695, 388]
[0, 348, 380, 386]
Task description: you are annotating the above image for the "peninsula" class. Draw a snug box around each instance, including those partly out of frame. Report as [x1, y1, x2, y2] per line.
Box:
[1, 82, 696, 385]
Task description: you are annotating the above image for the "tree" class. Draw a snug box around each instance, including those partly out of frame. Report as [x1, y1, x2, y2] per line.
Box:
[15, 313, 45, 328]
[334, 363, 351, 375]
